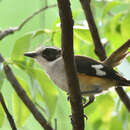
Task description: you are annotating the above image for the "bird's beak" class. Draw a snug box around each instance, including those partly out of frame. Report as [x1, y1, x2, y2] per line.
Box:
[24, 51, 37, 58]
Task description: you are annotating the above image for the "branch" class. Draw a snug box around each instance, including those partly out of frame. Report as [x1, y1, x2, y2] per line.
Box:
[104, 39, 130, 67]
[79, 0, 106, 61]
[0, 54, 53, 130]
[79, 0, 130, 111]
[115, 87, 130, 112]
[0, 93, 17, 130]
[54, 118, 57, 130]
[57, 0, 84, 130]
[0, 4, 57, 40]
[104, 39, 130, 112]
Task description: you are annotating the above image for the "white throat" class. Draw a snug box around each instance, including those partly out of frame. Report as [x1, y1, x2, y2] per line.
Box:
[35, 56, 62, 72]
[35, 56, 68, 91]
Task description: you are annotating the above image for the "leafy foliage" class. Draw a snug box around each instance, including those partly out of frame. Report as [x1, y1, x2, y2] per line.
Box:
[0, 0, 130, 129]
[12, 77, 31, 128]
[0, 63, 4, 91]
[0, 103, 5, 127]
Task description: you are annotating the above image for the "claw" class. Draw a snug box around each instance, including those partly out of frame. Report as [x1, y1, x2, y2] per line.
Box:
[83, 95, 95, 108]
[69, 115, 73, 124]
[67, 92, 70, 101]
[82, 96, 87, 104]
[69, 114, 88, 124]
[84, 114, 88, 120]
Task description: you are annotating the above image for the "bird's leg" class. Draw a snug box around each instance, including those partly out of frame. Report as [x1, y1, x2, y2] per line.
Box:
[67, 94, 95, 122]
[83, 95, 95, 108]
[67, 87, 101, 104]
[67, 87, 101, 122]
[67, 92, 70, 101]
[67, 93, 87, 104]
[80, 87, 102, 108]
[69, 113, 88, 124]
[81, 96, 87, 105]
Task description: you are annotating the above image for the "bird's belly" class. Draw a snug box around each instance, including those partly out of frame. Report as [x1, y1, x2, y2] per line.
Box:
[47, 60, 116, 95]
[78, 74, 116, 94]
[47, 61, 69, 92]
[48, 72, 116, 96]
[51, 73, 68, 91]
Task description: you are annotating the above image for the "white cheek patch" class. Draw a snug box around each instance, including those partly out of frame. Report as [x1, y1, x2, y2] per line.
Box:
[91, 64, 106, 76]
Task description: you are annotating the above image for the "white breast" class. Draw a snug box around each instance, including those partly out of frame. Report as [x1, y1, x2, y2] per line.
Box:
[47, 57, 69, 91]
[39, 57, 114, 96]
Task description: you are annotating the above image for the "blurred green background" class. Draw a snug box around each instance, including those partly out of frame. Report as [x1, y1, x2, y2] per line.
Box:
[0, 0, 130, 130]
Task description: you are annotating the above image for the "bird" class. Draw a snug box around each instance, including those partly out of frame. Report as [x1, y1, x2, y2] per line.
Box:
[24, 46, 130, 107]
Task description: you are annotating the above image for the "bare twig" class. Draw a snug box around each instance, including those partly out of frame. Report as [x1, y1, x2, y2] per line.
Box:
[104, 39, 130, 67]
[57, 0, 84, 130]
[45, 0, 48, 7]
[115, 87, 130, 112]
[0, 93, 17, 130]
[35, 102, 46, 112]
[79, 0, 106, 61]
[0, 4, 57, 40]
[54, 118, 57, 130]
[79, 0, 130, 111]
[0, 54, 53, 130]
[104, 39, 130, 112]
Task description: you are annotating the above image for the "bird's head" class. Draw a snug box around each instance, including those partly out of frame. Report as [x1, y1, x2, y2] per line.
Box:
[24, 46, 62, 68]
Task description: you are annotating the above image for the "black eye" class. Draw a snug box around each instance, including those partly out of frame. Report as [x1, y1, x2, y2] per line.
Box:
[42, 48, 61, 61]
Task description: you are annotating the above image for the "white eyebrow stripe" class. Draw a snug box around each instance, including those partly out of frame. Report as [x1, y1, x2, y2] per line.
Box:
[91, 64, 106, 76]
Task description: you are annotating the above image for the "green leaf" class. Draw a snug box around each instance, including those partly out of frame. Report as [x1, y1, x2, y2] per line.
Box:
[12, 77, 31, 128]
[53, 31, 61, 47]
[102, 1, 120, 18]
[0, 103, 5, 127]
[127, 57, 130, 63]
[11, 33, 33, 60]
[121, 13, 130, 40]
[0, 63, 5, 91]
[29, 68, 58, 121]
[74, 25, 93, 44]
[74, 35, 81, 54]
[110, 13, 123, 34]
[119, 105, 129, 130]
[32, 29, 53, 39]
[104, 13, 124, 52]
[73, 25, 97, 58]
[54, 90, 71, 130]
[109, 116, 123, 130]
[93, 119, 102, 130]
[13, 60, 58, 121]
[85, 94, 114, 122]
[97, 94, 114, 122]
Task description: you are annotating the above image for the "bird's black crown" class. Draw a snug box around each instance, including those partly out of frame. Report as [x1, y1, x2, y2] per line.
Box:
[41, 47, 61, 61]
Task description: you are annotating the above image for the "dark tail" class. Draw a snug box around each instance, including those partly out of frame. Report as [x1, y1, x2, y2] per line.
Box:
[118, 79, 130, 86]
